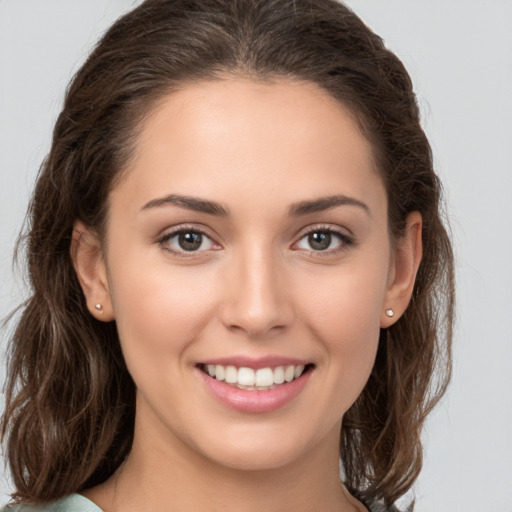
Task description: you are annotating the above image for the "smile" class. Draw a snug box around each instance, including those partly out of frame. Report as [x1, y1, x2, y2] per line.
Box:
[196, 360, 314, 413]
[198, 363, 310, 390]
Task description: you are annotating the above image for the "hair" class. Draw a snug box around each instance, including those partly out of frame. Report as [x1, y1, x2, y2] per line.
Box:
[1, 0, 454, 507]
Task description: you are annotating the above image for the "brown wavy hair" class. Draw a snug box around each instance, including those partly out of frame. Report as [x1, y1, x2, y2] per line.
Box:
[1, 0, 454, 507]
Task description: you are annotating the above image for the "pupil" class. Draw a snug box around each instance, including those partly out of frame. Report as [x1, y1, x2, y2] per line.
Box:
[308, 232, 331, 250]
[178, 232, 202, 251]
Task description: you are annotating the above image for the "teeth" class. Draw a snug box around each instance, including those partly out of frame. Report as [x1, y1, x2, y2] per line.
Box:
[284, 365, 295, 382]
[215, 365, 225, 381]
[255, 368, 274, 387]
[273, 366, 285, 384]
[238, 367, 255, 386]
[203, 364, 308, 389]
[225, 365, 238, 384]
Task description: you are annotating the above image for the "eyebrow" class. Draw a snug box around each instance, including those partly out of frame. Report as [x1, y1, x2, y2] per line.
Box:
[141, 194, 229, 216]
[141, 193, 370, 217]
[289, 195, 370, 217]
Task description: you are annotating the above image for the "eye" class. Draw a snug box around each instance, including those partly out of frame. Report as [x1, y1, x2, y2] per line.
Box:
[294, 228, 353, 253]
[159, 228, 217, 254]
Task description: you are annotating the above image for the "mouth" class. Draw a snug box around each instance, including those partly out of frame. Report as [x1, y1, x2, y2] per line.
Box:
[197, 363, 314, 391]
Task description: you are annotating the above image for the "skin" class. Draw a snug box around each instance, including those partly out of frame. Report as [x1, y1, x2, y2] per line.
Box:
[73, 77, 422, 512]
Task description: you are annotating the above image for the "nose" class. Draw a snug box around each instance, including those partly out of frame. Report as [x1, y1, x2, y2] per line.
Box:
[219, 243, 294, 339]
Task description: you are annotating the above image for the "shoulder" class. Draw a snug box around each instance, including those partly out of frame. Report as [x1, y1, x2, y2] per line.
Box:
[1, 494, 103, 512]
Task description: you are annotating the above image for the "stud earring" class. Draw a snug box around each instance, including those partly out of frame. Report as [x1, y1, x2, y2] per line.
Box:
[385, 309, 395, 318]
[95, 304, 103, 312]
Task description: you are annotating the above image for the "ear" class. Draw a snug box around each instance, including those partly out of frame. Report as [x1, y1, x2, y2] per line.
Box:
[380, 211, 423, 328]
[70, 221, 115, 321]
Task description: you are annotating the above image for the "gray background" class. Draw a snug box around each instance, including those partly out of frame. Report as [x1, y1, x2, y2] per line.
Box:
[1, 1, 511, 510]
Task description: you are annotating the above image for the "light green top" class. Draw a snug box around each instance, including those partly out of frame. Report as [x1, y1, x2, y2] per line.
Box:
[1, 494, 103, 512]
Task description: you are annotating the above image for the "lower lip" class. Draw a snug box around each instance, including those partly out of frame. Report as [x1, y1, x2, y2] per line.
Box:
[197, 368, 312, 413]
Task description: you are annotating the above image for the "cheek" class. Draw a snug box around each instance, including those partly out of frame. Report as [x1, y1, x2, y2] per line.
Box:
[107, 252, 219, 360]
[299, 260, 387, 340]
[295, 260, 387, 393]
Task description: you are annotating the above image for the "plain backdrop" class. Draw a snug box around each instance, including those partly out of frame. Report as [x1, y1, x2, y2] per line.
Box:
[1, 1, 511, 511]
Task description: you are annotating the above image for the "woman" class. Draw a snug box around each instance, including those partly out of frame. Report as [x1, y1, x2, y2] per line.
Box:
[0, 0, 454, 511]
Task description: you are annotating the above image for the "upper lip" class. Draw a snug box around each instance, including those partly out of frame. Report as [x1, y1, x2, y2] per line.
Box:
[198, 356, 311, 370]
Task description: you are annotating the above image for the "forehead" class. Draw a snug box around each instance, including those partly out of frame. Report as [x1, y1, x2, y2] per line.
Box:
[114, 77, 385, 215]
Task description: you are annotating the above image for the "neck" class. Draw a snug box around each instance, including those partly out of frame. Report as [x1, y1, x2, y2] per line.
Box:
[83, 403, 365, 512]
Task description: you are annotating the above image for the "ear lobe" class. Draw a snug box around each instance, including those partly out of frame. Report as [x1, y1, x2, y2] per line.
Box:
[380, 211, 423, 328]
[71, 221, 115, 321]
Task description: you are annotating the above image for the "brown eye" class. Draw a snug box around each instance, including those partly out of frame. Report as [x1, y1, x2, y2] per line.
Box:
[178, 232, 203, 251]
[294, 227, 354, 254]
[160, 229, 216, 254]
[307, 232, 332, 251]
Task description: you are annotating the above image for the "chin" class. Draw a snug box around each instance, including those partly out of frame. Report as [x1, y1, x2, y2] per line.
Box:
[207, 445, 305, 472]
[192, 423, 331, 473]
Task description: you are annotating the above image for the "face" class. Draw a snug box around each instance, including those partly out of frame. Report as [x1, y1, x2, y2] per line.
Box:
[77, 77, 417, 472]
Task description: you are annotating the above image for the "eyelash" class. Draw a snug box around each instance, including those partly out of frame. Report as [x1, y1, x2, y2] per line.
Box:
[157, 224, 355, 258]
[157, 224, 219, 258]
[293, 225, 355, 256]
